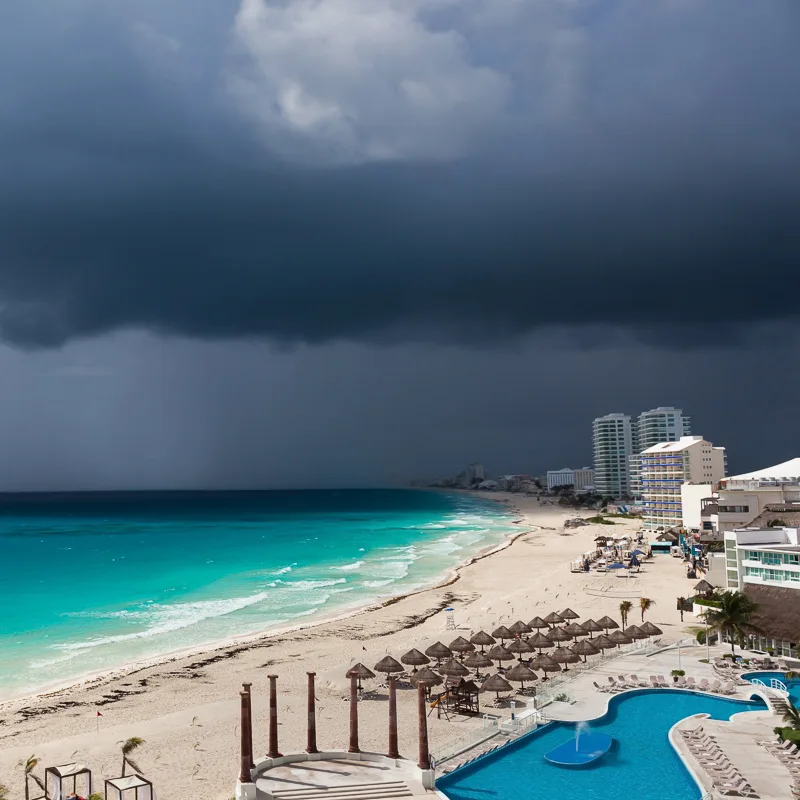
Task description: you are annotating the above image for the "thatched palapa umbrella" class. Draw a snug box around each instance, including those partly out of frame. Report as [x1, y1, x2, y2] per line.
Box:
[564, 622, 587, 640]
[596, 615, 620, 632]
[374, 655, 404, 676]
[486, 644, 514, 666]
[505, 663, 537, 691]
[425, 641, 452, 665]
[528, 632, 554, 652]
[581, 619, 604, 638]
[551, 646, 581, 672]
[346, 663, 376, 690]
[506, 638, 533, 661]
[559, 608, 580, 621]
[548, 626, 573, 644]
[623, 625, 648, 641]
[529, 652, 561, 678]
[640, 621, 663, 637]
[609, 630, 632, 647]
[571, 639, 600, 662]
[449, 636, 475, 660]
[508, 620, 532, 637]
[543, 612, 564, 626]
[492, 625, 513, 642]
[481, 673, 512, 701]
[470, 631, 495, 652]
[401, 649, 430, 673]
[527, 616, 550, 630]
[463, 651, 493, 678]
[592, 634, 615, 650]
[438, 658, 470, 679]
[410, 667, 443, 688]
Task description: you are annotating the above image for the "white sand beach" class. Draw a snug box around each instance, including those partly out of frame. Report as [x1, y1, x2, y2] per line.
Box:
[0, 495, 694, 798]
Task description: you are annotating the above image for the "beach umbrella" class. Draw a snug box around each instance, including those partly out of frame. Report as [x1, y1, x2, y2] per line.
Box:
[492, 625, 513, 641]
[543, 612, 564, 626]
[527, 616, 550, 630]
[694, 579, 715, 595]
[628, 554, 641, 570]
[609, 630, 632, 647]
[506, 638, 533, 660]
[481, 673, 512, 700]
[559, 608, 580, 621]
[607, 561, 627, 572]
[410, 667, 443, 690]
[470, 631, 496, 652]
[438, 658, 470, 678]
[425, 641, 453, 664]
[487, 644, 515, 666]
[449, 636, 476, 659]
[509, 620, 532, 636]
[529, 652, 561, 678]
[623, 625, 648, 641]
[374, 655, 405, 675]
[346, 663, 376, 690]
[564, 622, 587, 640]
[548, 626, 573, 643]
[400, 648, 430, 673]
[592, 634, 615, 650]
[551, 646, 581, 671]
[581, 619, 604, 638]
[463, 651, 493, 678]
[505, 663, 538, 691]
[632, 549, 646, 557]
[528, 632, 554, 652]
[596, 616, 620, 632]
[570, 639, 600, 662]
[640, 621, 663, 637]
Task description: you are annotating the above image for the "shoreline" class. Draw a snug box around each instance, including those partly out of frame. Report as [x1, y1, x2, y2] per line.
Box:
[0, 491, 528, 708]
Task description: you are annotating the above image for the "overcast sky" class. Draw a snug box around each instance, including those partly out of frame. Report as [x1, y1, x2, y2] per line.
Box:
[1, 1, 799, 491]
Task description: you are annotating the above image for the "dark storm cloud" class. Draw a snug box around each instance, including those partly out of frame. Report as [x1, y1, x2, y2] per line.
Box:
[1, 1, 799, 349]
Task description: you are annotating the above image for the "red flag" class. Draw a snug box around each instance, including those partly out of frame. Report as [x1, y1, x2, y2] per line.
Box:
[97, 711, 103, 717]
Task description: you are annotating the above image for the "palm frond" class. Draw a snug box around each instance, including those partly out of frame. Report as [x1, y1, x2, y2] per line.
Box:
[122, 736, 145, 756]
[125, 756, 144, 775]
[29, 773, 46, 791]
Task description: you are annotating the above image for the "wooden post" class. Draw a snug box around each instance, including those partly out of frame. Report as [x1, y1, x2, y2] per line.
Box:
[387, 675, 399, 759]
[239, 691, 252, 784]
[417, 682, 431, 770]
[348, 674, 360, 753]
[306, 672, 319, 754]
[242, 683, 254, 769]
[267, 674, 282, 758]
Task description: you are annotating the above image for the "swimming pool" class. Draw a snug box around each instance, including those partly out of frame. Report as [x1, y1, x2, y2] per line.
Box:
[437, 690, 765, 800]
[745, 671, 800, 705]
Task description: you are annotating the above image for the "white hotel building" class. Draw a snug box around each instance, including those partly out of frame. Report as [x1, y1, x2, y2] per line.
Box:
[546, 468, 595, 492]
[592, 413, 633, 497]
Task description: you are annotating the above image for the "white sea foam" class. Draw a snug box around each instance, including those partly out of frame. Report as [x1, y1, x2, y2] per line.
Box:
[284, 579, 347, 590]
[273, 563, 296, 576]
[362, 579, 394, 588]
[332, 560, 365, 572]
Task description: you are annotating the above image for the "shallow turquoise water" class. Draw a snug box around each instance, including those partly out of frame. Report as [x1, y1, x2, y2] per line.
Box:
[745, 671, 800, 705]
[437, 690, 765, 800]
[0, 489, 517, 699]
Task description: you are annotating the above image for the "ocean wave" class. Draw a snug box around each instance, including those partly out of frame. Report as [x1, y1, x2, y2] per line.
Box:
[284, 578, 347, 590]
[273, 563, 296, 576]
[362, 579, 394, 588]
[332, 560, 364, 572]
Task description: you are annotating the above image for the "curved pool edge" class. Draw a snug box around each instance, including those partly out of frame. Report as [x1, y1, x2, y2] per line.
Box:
[668, 713, 712, 798]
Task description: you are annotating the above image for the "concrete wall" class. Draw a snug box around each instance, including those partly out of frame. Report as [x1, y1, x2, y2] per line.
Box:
[680, 484, 714, 529]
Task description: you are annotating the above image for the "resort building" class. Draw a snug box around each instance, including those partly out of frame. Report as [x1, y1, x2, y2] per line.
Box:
[546, 467, 595, 492]
[715, 457, 800, 532]
[592, 413, 632, 498]
[629, 407, 691, 496]
[640, 436, 726, 530]
[722, 525, 800, 657]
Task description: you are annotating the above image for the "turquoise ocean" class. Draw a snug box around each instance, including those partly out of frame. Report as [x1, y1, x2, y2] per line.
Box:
[0, 489, 518, 700]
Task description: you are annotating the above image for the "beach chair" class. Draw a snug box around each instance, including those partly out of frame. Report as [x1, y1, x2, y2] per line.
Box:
[593, 681, 612, 693]
[608, 676, 621, 690]
[656, 675, 669, 687]
[649, 675, 660, 688]
[720, 681, 736, 695]
[714, 778, 758, 797]
[675, 676, 688, 688]
[617, 675, 634, 688]
[698, 678, 710, 691]
[709, 680, 723, 693]
[685, 677, 697, 688]
[630, 674, 648, 687]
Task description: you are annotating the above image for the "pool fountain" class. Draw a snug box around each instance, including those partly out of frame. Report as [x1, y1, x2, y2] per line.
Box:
[544, 720, 613, 767]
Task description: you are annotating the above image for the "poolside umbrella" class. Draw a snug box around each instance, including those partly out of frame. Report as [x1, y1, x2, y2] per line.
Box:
[551, 646, 581, 671]
[400, 648, 430, 673]
[632, 549, 646, 557]
[470, 631, 496, 652]
[487, 644, 515, 666]
[506, 638, 533, 661]
[449, 636, 476, 660]
[596, 616, 620, 632]
[527, 616, 550, 630]
[425, 641, 453, 664]
[438, 658, 470, 679]
[628, 554, 641, 570]
[492, 625, 513, 641]
[374, 655, 405, 675]
[410, 667, 443, 693]
[529, 653, 561, 678]
[640, 621, 663, 637]
[543, 612, 564, 626]
[592, 634, 615, 650]
[528, 632, 554, 652]
[559, 608, 580, 621]
[571, 639, 600, 662]
[548, 626, 573, 643]
[623, 625, 648, 641]
[346, 663, 376, 690]
[481, 673, 512, 701]
[581, 619, 604, 638]
[463, 651, 493, 678]
[509, 620, 532, 636]
[505, 663, 538, 691]
[609, 630, 632, 647]
[564, 622, 587, 640]
[607, 561, 627, 573]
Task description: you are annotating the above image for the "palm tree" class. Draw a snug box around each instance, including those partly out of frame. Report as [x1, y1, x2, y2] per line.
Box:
[19, 755, 45, 800]
[619, 600, 632, 628]
[702, 591, 761, 655]
[640, 597, 655, 622]
[783, 699, 800, 731]
[0, 782, 8, 800]
[119, 736, 145, 776]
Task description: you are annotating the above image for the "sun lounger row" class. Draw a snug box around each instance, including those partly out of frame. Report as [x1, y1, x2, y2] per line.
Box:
[680, 727, 759, 798]
[757, 736, 800, 779]
[592, 676, 736, 694]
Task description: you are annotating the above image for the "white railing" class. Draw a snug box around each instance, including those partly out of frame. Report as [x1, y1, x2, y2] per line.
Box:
[750, 678, 767, 688]
[770, 678, 788, 693]
[431, 716, 499, 764]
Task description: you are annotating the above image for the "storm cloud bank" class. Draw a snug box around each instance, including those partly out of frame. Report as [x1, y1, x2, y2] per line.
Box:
[1, 0, 798, 349]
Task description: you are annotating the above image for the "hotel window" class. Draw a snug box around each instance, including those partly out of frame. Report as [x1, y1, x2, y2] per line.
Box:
[787, 571, 800, 582]
[764, 569, 783, 582]
[762, 552, 782, 565]
[745, 567, 763, 578]
[786, 554, 800, 565]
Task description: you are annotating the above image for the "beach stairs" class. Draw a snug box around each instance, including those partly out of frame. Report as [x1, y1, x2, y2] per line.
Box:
[268, 782, 414, 800]
[767, 696, 792, 717]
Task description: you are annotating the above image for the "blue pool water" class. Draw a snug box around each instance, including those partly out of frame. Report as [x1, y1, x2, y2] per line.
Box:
[437, 690, 765, 800]
[745, 671, 800, 705]
[0, 488, 517, 699]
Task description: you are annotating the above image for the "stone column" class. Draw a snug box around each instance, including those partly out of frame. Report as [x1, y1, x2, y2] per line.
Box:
[267, 674, 282, 759]
[306, 672, 319, 754]
[242, 683, 255, 769]
[387, 675, 399, 760]
[417, 682, 431, 770]
[239, 691, 253, 784]
[348, 674, 360, 753]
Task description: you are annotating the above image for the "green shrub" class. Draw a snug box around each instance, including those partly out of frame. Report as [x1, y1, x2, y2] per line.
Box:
[671, 669, 686, 677]
[775, 726, 800, 743]
[586, 515, 616, 525]
[696, 630, 706, 645]
[554, 692, 571, 702]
